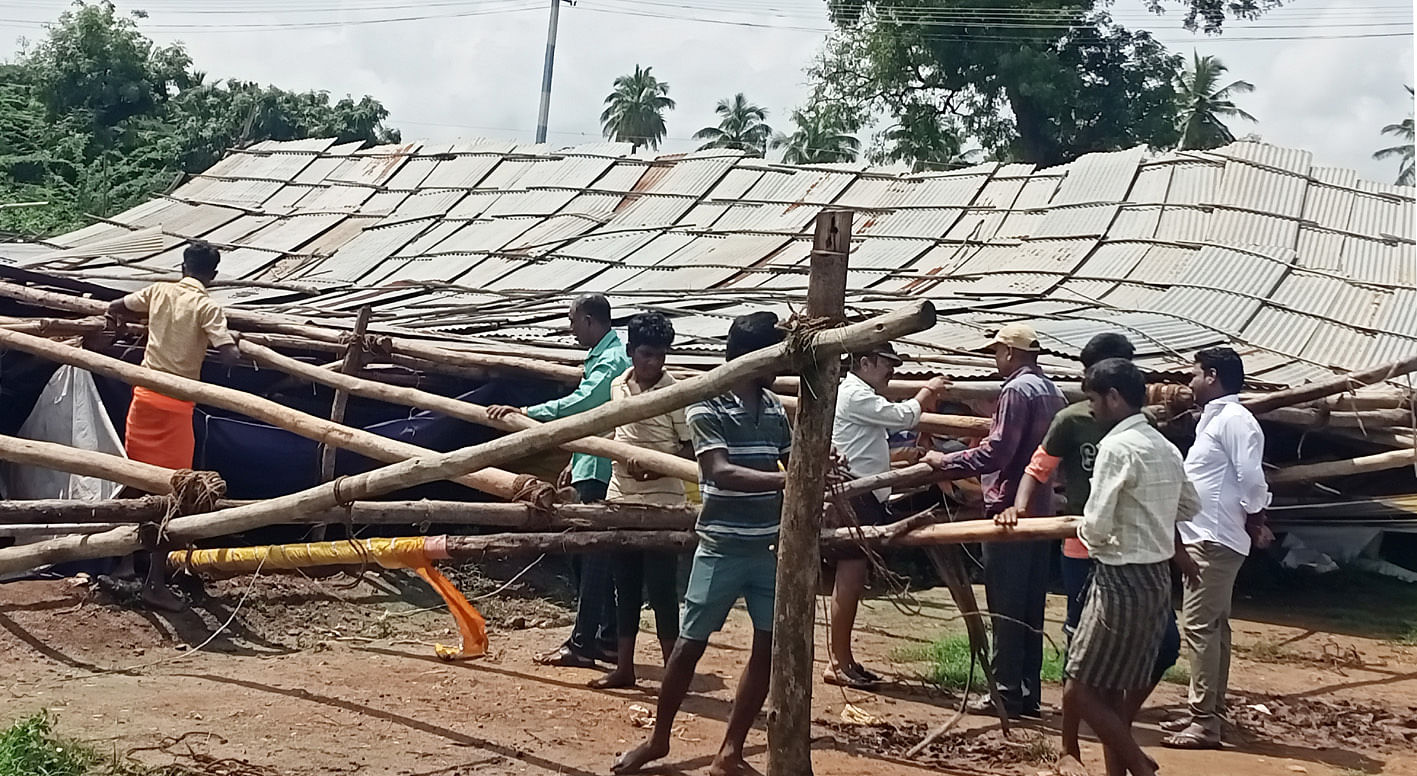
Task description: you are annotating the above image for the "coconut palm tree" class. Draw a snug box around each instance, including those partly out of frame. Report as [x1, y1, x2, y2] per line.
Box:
[599, 65, 675, 152]
[693, 93, 772, 156]
[770, 110, 859, 164]
[1175, 52, 1256, 150]
[1373, 86, 1415, 186]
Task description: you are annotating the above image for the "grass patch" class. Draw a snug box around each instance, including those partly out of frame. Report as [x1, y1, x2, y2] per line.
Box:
[902, 634, 1066, 691]
[1161, 662, 1190, 686]
[0, 712, 203, 776]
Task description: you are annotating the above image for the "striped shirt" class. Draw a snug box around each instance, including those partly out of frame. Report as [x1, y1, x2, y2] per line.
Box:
[687, 388, 792, 547]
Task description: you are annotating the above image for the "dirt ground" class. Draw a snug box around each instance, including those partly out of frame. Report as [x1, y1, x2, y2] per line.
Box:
[1, 561, 1414, 776]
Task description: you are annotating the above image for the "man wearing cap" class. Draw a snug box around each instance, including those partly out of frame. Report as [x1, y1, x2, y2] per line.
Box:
[923, 323, 1067, 719]
[827, 343, 951, 688]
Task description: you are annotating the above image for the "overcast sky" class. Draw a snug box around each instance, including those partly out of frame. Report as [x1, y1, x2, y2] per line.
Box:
[2, 0, 1413, 181]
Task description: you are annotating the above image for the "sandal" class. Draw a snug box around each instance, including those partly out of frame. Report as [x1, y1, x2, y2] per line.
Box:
[824, 665, 879, 689]
[1160, 731, 1222, 750]
[534, 645, 598, 669]
[850, 662, 883, 682]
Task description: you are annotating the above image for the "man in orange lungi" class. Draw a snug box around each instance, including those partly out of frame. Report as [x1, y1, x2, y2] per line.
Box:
[107, 241, 238, 611]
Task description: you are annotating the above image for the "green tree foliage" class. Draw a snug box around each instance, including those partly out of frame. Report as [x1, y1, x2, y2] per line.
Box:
[811, 1, 1279, 167]
[0, 2, 399, 238]
[694, 93, 773, 157]
[771, 109, 860, 164]
[1175, 51, 1256, 150]
[1373, 86, 1414, 186]
[600, 65, 676, 152]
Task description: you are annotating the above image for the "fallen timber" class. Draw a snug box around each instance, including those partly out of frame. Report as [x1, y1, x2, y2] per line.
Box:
[0, 301, 938, 576]
[167, 516, 1080, 574]
[0, 280, 583, 385]
[0, 326, 551, 506]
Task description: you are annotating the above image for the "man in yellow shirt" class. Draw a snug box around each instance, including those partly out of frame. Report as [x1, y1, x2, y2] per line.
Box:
[107, 241, 238, 611]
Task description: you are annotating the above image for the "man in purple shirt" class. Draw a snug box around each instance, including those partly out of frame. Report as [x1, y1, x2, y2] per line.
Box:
[924, 323, 1066, 719]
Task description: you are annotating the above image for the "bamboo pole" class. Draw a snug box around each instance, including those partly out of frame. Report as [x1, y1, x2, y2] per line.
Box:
[235, 339, 699, 483]
[0, 327, 547, 505]
[0, 301, 938, 575]
[769, 210, 848, 776]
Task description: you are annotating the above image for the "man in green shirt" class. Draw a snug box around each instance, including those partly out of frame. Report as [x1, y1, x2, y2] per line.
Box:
[489, 293, 630, 668]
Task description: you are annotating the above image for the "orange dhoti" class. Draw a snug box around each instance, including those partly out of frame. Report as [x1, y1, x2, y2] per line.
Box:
[124, 386, 196, 473]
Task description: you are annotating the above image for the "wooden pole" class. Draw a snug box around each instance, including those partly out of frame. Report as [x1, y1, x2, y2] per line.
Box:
[1242, 355, 1417, 415]
[312, 305, 372, 541]
[0, 327, 548, 504]
[236, 339, 699, 483]
[768, 209, 850, 776]
[1268, 447, 1417, 484]
[0, 495, 170, 524]
[0, 301, 938, 575]
[0, 434, 176, 494]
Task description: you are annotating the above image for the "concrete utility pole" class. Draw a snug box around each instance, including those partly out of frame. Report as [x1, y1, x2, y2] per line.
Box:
[535, 0, 569, 144]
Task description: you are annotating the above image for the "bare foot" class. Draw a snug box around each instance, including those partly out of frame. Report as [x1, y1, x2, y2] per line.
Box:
[588, 668, 636, 690]
[1054, 754, 1090, 776]
[612, 739, 669, 774]
[707, 752, 764, 776]
[142, 585, 186, 613]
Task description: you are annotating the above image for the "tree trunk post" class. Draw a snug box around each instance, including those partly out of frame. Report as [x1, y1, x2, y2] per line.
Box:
[312, 305, 372, 540]
[767, 209, 851, 776]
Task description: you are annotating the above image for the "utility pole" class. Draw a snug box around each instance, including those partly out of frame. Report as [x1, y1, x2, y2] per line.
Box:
[535, 0, 568, 144]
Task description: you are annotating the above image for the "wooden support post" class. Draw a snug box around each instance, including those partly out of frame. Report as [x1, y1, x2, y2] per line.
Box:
[767, 209, 851, 776]
[0, 302, 937, 576]
[1242, 355, 1417, 415]
[312, 305, 371, 540]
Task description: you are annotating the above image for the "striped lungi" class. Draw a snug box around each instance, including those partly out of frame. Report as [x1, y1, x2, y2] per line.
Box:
[1064, 561, 1170, 690]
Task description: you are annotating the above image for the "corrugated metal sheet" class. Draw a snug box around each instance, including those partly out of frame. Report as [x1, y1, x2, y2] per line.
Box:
[24, 137, 1415, 388]
[1052, 147, 1143, 205]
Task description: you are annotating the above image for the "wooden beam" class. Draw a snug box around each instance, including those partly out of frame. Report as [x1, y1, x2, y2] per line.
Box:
[0, 301, 938, 575]
[0, 495, 170, 524]
[0, 326, 549, 505]
[769, 209, 849, 776]
[320, 305, 372, 482]
[1268, 448, 1417, 484]
[0, 434, 175, 494]
[236, 339, 699, 483]
[1242, 355, 1417, 415]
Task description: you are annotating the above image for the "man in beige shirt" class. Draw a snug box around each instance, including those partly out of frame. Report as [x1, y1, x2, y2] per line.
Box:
[593, 312, 694, 690]
[107, 241, 238, 611]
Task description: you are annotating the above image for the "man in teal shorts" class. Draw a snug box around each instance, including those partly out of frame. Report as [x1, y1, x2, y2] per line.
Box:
[613, 311, 791, 776]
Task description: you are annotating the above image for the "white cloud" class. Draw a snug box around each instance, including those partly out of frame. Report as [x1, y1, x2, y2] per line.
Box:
[2, 0, 1412, 179]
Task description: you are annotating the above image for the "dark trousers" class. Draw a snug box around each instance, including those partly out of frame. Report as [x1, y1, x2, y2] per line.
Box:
[567, 480, 615, 656]
[1062, 552, 1182, 685]
[610, 550, 680, 642]
[982, 539, 1050, 714]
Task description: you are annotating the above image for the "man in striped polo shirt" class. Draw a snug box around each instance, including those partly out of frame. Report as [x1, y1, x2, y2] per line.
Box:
[614, 311, 790, 776]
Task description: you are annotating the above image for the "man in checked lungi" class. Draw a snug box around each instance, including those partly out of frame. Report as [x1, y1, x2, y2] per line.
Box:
[107, 241, 239, 611]
[1055, 358, 1200, 776]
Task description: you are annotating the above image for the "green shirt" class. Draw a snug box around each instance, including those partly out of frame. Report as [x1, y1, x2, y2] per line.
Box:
[525, 330, 630, 485]
[1041, 401, 1162, 514]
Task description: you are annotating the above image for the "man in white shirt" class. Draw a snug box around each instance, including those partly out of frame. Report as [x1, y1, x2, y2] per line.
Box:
[827, 343, 949, 688]
[1059, 358, 1199, 776]
[1162, 347, 1272, 750]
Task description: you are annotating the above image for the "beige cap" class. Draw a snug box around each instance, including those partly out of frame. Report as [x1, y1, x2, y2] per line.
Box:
[988, 322, 1041, 352]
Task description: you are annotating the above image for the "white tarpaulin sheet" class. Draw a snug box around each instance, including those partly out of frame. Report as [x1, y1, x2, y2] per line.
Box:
[1, 365, 125, 502]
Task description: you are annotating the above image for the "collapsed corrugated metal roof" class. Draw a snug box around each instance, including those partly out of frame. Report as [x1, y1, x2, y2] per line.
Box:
[7, 139, 1415, 387]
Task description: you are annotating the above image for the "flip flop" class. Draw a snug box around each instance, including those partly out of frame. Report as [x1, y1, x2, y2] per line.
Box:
[1160, 732, 1222, 750]
[850, 662, 883, 682]
[1159, 717, 1193, 733]
[534, 645, 598, 669]
[824, 665, 878, 690]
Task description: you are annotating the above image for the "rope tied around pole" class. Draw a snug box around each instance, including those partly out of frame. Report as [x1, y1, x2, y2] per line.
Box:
[510, 473, 558, 511]
[158, 469, 226, 573]
[780, 312, 843, 401]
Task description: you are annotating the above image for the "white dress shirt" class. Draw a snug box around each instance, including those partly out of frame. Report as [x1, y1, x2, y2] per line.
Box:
[832, 371, 923, 502]
[1081, 413, 1200, 565]
[1180, 394, 1272, 556]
